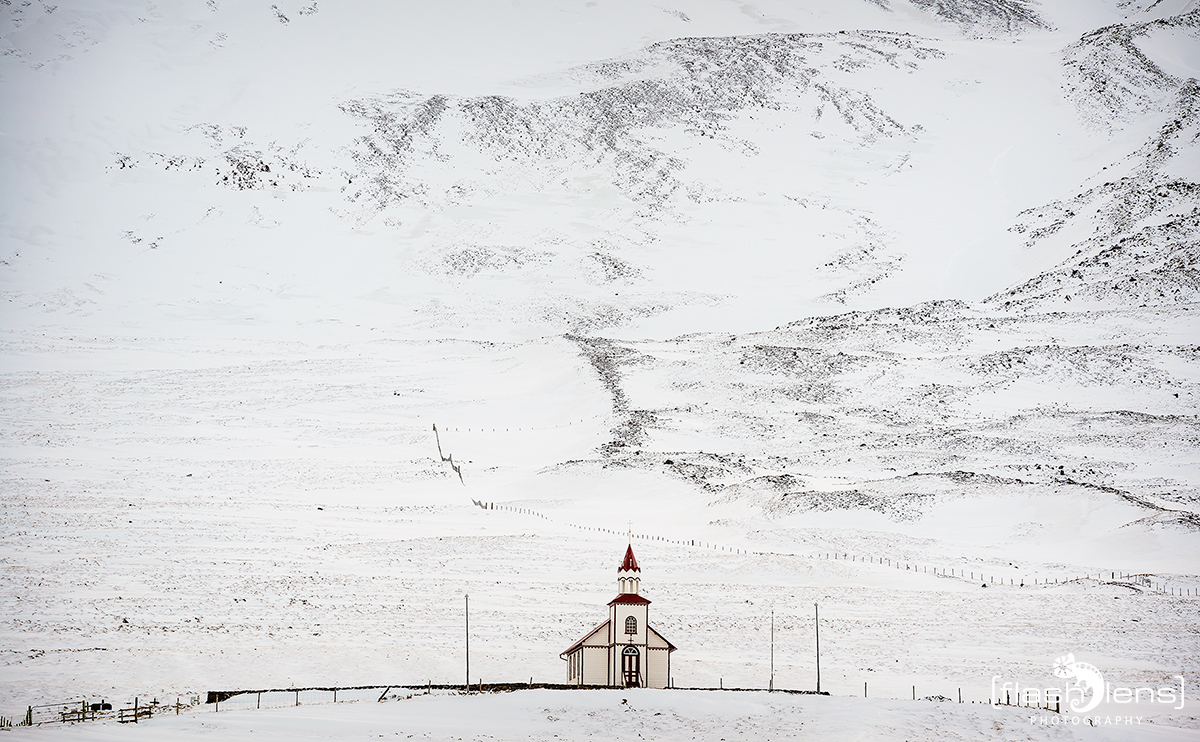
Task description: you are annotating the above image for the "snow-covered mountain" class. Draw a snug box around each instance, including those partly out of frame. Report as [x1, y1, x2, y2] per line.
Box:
[4, 0, 1192, 339]
[1, 0, 1198, 736]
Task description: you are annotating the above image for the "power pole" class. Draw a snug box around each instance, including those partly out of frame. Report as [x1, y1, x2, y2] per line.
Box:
[465, 594, 470, 693]
[814, 603, 821, 694]
[769, 608, 775, 692]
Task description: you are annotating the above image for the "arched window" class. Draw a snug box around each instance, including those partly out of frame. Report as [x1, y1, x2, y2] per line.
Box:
[625, 616, 637, 635]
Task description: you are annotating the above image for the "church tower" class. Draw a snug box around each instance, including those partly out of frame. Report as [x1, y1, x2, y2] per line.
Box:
[609, 544, 651, 686]
[561, 544, 676, 688]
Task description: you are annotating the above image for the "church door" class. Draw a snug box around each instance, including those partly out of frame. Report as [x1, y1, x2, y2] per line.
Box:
[622, 646, 640, 687]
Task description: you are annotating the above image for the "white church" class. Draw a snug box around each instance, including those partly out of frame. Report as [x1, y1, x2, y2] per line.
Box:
[560, 544, 677, 688]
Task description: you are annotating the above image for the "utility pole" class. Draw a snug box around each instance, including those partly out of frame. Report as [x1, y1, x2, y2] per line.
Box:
[770, 608, 775, 692]
[465, 594, 470, 693]
[814, 603, 821, 694]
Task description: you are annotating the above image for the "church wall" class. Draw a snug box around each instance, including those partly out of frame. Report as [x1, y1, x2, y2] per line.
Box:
[581, 646, 609, 686]
[646, 647, 670, 688]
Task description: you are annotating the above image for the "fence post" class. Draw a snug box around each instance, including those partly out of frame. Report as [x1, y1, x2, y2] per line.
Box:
[295, 690, 299, 706]
[257, 692, 261, 709]
[135, 697, 139, 723]
[864, 682, 867, 698]
[958, 688, 961, 703]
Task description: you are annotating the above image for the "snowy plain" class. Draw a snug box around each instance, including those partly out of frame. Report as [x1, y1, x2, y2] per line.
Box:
[19, 689, 1200, 742]
[2, 0, 1199, 739]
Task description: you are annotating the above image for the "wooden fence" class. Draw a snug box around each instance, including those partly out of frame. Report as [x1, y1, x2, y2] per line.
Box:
[8, 697, 194, 727]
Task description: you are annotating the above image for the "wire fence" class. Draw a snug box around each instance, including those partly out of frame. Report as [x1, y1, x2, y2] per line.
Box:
[5, 680, 1077, 730]
[809, 552, 1195, 595]
[465, 498, 1196, 597]
[435, 422, 1195, 597]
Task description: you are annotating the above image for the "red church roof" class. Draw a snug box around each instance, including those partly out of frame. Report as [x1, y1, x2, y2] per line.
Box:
[618, 544, 640, 572]
[608, 593, 651, 605]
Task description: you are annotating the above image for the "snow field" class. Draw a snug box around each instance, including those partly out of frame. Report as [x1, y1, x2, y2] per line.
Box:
[16, 688, 1200, 742]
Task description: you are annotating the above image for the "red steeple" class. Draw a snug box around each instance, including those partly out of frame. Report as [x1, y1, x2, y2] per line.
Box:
[618, 544, 640, 572]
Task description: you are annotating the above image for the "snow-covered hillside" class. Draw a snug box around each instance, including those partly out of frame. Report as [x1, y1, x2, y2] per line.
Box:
[2, 0, 1198, 739]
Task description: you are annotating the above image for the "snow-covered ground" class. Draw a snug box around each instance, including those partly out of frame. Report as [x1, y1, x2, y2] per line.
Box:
[20, 689, 1200, 742]
[2, 0, 1198, 739]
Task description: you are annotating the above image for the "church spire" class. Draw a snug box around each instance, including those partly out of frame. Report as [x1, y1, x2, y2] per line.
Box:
[619, 544, 640, 573]
[617, 544, 641, 594]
